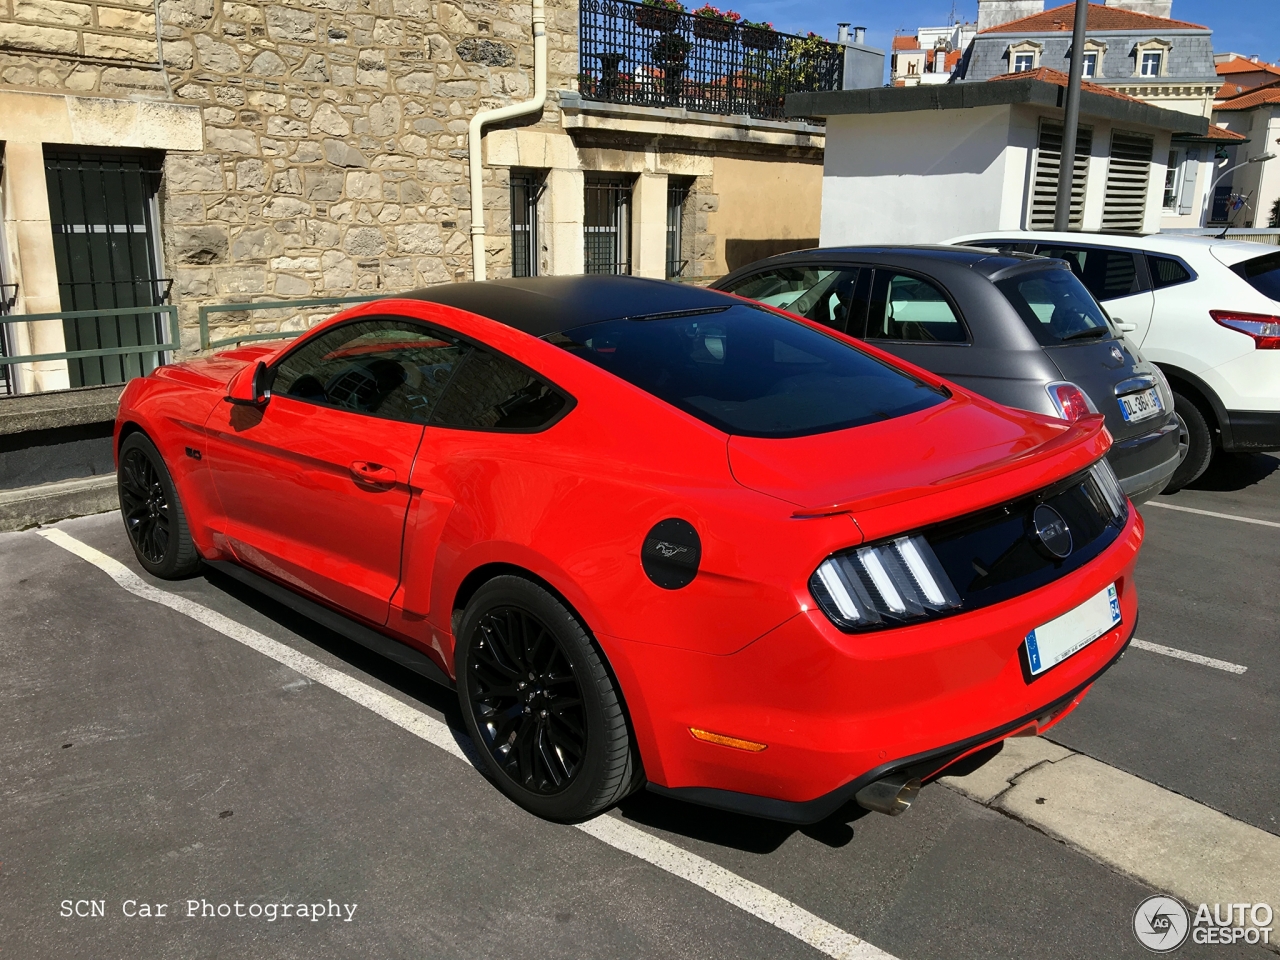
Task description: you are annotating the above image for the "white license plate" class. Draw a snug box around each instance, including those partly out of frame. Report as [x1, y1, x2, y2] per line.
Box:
[1118, 387, 1162, 423]
[1024, 583, 1122, 677]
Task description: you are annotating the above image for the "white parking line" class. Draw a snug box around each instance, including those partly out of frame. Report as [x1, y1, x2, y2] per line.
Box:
[1145, 500, 1280, 529]
[1131, 638, 1248, 675]
[36, 528, 896, 960]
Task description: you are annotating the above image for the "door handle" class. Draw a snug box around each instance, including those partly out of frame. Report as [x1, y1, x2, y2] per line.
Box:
[349, 461, 397, 486]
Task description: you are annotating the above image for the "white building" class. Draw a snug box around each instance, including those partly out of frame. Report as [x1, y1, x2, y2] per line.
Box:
[786, 73, 1210, 245]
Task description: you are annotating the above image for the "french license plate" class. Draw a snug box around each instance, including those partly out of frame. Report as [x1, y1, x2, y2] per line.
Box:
[1024, 583, 1122, 677]
[1119, 387, 1162, 423]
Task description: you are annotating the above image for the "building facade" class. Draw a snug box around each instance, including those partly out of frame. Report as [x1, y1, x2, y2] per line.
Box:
[0, 0, 850, 394]
[1212, 80, 1280, 228]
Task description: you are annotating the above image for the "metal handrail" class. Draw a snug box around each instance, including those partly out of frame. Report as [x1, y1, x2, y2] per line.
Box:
[199, 295, 382, 350]
[0, 304, 178, 366]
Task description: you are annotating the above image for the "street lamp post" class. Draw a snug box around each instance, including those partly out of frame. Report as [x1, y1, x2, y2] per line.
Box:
[1053, 0, 1090, 231]
[1199, 152, 1277, 229]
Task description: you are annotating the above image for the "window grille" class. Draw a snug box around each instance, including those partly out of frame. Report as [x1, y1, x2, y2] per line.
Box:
[1102, 132, 1154, 233]
[666, 179, 691, 278]
[44, 149, 169, 388]
[584, 175, 632, 275]
[510, 171, 544, 278]
[1029, 121, 1093, 230]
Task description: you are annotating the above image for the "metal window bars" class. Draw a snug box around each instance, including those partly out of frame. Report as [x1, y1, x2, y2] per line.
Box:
[0, 282, 16, 397]
[511, 172, 545, 278]
[578, 0, 843, 122]
[666, 179, 690, 278]
[44, 149, 168, 387]
[584, 175, 633, 275]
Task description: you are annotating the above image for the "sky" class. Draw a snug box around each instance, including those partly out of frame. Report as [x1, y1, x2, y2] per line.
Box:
[722, 0, 1279, 63]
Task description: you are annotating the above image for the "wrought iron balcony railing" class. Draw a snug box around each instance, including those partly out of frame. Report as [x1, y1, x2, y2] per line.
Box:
[578, 0, 844, 122]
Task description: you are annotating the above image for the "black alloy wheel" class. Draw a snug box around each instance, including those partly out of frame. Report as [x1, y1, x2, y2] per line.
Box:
[470, 607, 587, 794]
[117, 433, 201, 579]
[456, 576, 639, 822]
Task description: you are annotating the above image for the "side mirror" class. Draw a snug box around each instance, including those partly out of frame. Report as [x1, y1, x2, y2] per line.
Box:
[225, 361, 272, 407]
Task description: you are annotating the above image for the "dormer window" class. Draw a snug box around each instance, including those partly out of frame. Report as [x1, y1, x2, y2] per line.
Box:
[1140, 51, 1162, 76]
[1082, 52, 1098, 77]
[1133, 39, 1171, 78]
[1008, 40, 1042, 74]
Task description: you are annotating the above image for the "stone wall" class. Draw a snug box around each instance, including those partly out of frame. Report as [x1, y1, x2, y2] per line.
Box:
[1, 0, 578, 350]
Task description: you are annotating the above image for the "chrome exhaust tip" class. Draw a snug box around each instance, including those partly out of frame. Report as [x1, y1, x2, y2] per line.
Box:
[854, 774, 921, 816]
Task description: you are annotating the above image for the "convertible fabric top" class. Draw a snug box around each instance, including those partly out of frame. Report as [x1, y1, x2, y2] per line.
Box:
[406, 276, 738, 338]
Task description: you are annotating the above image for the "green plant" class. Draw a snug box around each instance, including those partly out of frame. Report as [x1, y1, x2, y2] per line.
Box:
[641, 0, 684, 10]
[651, 30, 692, 63]
[739, 18, 773, 30]
[1270, 196, 1280, 228]
[692, 3, 740, 20]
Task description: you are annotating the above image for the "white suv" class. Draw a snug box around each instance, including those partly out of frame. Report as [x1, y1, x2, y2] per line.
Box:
[948, 231, 1280, 492]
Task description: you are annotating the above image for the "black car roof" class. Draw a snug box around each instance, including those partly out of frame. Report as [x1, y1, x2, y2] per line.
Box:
[405, 276, 737, 337]
[736, 244, 1046, 279]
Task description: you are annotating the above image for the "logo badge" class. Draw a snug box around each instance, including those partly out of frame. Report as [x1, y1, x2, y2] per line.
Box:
[1133, 895, 1190, 952]
[1033, 504, 1073, 559]
[1111, 345, 1125, 363]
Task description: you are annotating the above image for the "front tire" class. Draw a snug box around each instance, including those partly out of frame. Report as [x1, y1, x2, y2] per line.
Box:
[117, 432, 201, 579]
[455, 576, 637, 822]
[1164, 392, 1214, 493]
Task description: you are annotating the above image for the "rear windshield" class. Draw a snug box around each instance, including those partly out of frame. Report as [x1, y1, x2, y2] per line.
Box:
[550, 304, 946, 438]
[995, 267, 1113, 346]
[1233, 252, 1280, 302]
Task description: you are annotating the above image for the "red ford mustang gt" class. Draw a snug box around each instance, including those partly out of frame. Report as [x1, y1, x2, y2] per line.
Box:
[114, 276, 1142, 823]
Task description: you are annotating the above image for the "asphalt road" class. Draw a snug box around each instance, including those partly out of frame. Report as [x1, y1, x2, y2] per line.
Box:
[2, 455, 1276, 960]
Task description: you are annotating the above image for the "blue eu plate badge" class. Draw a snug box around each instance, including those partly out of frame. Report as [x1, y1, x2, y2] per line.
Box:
[1025, 583, 1122, 677]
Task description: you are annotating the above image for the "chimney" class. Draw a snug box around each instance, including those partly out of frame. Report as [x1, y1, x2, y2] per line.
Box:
[977, 0, 1044, 31]
[837, 22, 850, 43]
[1103, 0, 1173, 16]
[853, 25, 866, 44]
[840, 27, 883, 89]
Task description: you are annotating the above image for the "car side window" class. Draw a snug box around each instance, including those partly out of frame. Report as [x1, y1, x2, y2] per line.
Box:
[721, 267, 861, 332]
[1035, 246, 1145, 301]
[430, 346, 569, 431]
[1147, 256, 1192, 289]
[865, 272, 967, 343]
[271, 318, 467, 424]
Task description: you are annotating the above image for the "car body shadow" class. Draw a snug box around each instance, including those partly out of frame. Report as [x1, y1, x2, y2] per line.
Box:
[1177, 453, 1278, 493]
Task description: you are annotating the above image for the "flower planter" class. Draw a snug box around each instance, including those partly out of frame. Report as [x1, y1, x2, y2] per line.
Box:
[634, 6, 682, 31]
[740, 26, 777, 50]
[692, 17, 734, 41]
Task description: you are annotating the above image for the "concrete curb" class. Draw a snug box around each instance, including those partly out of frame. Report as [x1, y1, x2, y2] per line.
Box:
[943, 737, 1280, 952]
[0, 474, 117, 532]
[0, 384, 123, 436]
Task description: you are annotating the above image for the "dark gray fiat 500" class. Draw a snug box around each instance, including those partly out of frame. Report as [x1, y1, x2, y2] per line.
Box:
[714, 246, 1182, 503]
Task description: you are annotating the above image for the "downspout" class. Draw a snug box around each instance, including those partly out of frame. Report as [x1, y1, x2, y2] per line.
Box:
[468, 0, 547, 281]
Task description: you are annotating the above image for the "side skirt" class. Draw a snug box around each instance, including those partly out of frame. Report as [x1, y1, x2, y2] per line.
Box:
[207, 560, 456, 690]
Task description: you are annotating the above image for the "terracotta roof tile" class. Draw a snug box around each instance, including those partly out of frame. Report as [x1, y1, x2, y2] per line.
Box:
[1216, 57, 1280, 78]
[979, 1, 1206, 34]
[892, 35, 921, 52]
[1215, 78, 1280, 111]
[1203, 125, 1247, 141]
[989, 66, 1146, 103]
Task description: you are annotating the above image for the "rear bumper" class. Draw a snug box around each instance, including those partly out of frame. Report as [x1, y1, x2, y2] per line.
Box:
[1108, 418, 1180, 503]
[1224, 410, 1280, 453]
[619, 509, 1144, 823]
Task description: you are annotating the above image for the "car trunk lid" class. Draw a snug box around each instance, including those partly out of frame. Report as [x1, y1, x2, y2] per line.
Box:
[728, 393, 1111, 541]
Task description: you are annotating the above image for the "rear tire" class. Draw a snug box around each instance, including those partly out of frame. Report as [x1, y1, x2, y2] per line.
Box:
[1164, 391, 1214, 493]
[117, 433, 201, 579]
[455, 576, 637, 822]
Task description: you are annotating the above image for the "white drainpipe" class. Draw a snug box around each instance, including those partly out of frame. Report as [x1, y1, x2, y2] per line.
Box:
[468, 0, 547, 281]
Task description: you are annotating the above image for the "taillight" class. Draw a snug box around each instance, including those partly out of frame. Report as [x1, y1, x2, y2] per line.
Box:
[1211, 310, 1280, 349]
[810, 535, 961, 631]
[1045, 381, 1098, 421]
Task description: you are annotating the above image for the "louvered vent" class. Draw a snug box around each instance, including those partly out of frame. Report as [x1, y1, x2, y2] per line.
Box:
[1102, 131, 1154, 233]
[1029, 121, 1092, 231]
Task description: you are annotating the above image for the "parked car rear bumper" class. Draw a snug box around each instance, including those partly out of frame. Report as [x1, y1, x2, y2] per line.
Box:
[1107, 417, 1180, 502]
[1224, 410, 1280, 453]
